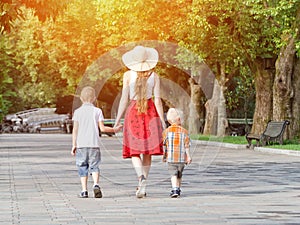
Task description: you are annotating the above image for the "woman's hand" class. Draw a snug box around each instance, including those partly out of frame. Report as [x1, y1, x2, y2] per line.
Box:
[113, 124, 123, 133]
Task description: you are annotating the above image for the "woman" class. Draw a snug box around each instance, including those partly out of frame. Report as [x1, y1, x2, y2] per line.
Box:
[114, 46, 165, 198]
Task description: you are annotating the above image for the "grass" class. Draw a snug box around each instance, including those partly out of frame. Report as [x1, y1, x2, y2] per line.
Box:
[191, 134, 300, 151]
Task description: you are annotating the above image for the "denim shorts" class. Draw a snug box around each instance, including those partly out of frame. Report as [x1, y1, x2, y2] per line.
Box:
[76, 147, 101, 177]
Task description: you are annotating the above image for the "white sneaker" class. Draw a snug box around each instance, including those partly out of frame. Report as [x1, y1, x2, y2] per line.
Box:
[136, 175, 146, 198]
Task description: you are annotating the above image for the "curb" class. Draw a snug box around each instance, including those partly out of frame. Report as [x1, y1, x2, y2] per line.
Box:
[192, 139, 300, 156]
[254, 147, 300, 156]
[192, 139, 246, 149]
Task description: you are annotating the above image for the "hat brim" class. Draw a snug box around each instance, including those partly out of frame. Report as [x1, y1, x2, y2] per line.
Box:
[122, 46, 159, 72]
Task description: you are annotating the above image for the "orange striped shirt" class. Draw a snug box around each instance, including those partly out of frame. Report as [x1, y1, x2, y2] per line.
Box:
[162, 124, 190, 163]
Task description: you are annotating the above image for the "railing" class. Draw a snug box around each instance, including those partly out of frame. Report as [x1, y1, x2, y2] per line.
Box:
[228, 118, 253, 125]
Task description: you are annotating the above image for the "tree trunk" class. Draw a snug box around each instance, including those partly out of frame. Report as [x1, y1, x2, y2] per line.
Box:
[292, 56, 300, 138]
[273, 10, 300, 139]
[203, 89, 218, 135]
[203, 78, 228, 136]
[250, 59, 274, 134]
[217, 63, 228, 137]
[188, 78, 201, 134]
[273, 37, 295, 139]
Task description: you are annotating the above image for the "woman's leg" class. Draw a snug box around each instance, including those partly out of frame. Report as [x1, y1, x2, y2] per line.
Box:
[132, 155, 152, 198]
[142, 154, 152, 178]
[131, 154, 152, 179]
[131, 156, 143, 178]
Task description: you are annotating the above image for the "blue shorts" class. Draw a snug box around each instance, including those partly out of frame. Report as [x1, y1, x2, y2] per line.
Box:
[76, 147, 101, 177]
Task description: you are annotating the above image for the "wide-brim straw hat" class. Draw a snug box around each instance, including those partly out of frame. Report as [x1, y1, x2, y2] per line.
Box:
[122, 46, 159, 72]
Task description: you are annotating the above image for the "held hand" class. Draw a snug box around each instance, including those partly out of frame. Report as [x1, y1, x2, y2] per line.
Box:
[113, 123, 121, 129]
[71, 146, 76, 156]
[113, 124, 123, 133]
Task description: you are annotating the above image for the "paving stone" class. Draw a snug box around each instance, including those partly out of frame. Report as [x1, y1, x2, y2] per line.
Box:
[1, 133, 300, 225]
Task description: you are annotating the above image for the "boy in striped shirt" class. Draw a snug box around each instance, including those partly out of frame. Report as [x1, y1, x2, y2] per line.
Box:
[163, 108, 192, 198]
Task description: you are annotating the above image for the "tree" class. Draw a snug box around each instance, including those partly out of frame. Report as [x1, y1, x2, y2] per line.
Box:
[0, 0, 69, 33]
[173, 0, 300, 138]
[273, 4, 300, 138]
[0, 34, 16, 116]
[4, 7, 69, 110]
[246, 0, 300, 138]
[174, 0, 248, 136]
[0, 0, 71, 112]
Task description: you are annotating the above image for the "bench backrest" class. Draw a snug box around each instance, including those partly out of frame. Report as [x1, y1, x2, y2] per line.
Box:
[263, 120, 289, 138]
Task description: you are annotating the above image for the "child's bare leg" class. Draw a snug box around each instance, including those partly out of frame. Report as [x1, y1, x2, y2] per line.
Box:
[177, 178, 182, 188]
[91, 172, 99, 186]
[171, 175, 178, 189]
[80, 176, 88, 191]
[91, 171, 102, 198]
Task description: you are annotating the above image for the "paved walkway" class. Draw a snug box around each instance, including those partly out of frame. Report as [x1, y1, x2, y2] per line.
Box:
[1, 133, 300, 225]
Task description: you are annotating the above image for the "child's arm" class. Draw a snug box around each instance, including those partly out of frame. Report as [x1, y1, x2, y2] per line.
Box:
[185, 147, 192, 164]
[162, 130, 168, 162]
[162, 146, 168, 162]
[71, 121, 78, 156]
[153, 74, 166, 129]
[185, 135, 192, 164]
[99, 121, 122, 133]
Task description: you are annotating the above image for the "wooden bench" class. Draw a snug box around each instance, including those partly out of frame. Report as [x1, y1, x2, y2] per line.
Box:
[246, 120, 290, 148]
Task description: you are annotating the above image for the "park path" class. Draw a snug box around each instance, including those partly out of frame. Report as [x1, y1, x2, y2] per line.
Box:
[0, 133, 300, 225]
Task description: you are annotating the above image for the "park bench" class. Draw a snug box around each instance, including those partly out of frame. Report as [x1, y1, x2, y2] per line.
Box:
[39, 118, 68, 133]
[245, 120, 290, 148]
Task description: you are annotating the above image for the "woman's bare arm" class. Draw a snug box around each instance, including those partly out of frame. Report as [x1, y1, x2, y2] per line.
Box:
[114, 71, 130, 127]
[153, 73, 166, 129]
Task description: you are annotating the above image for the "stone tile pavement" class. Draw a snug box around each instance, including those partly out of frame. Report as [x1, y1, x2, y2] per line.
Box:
[0, 133, 300, 225]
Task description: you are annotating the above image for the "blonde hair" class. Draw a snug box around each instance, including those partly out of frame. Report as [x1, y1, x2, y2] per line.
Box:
[80, 86, 96, 103]
[167, 108, 184, 125]
[135, 71, 151, 114]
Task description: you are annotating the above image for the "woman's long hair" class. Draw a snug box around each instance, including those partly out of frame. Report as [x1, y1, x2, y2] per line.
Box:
[135, 71, 152, 114]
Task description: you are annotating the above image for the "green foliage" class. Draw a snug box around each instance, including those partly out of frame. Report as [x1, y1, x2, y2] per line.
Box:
[191, 134, 248, 144]
[20, 0, 70, 21]
[192, 134, 300, 150]
[0, 1, 22, 33]
[0, 0, 69, 33]
[225, 66, 255, 118]
[0, 32, 17, 114]
[0, 0, 299, 121]
[44, 0, 101, 88]
[2, 6, 70, 112]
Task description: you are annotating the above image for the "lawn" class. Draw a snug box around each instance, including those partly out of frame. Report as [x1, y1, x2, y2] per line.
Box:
[191, 134, 300, 151]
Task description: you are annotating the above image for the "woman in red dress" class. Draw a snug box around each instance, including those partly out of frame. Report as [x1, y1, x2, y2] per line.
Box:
[114, 46, 165, 198]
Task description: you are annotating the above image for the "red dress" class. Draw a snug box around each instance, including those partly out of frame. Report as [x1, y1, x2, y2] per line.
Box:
[122, 99, 163, 158]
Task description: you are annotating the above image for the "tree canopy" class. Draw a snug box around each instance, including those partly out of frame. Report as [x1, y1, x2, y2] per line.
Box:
[0, 0, 299, 137]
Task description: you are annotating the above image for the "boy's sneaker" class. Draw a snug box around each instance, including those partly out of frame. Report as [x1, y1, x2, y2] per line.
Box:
[93, 185, 102, 198]
[79, 191, 88, 198]
[177, 188, 181, 197]
[136, 175, 146, 198]
[170, 189, 180, 198]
